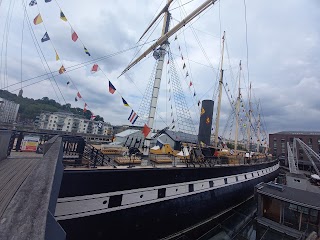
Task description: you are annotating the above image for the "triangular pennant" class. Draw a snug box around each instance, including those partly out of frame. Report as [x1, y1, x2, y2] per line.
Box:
[71, 28, 78, 42]
[186, 72, 189, 77]
[189, 81, 192, 87]
[55, 51, 60, 61]
[58, 65, 66, 74]
[75, 97, 78, 102]
[33, 14, 43, 25]
[60, 11, 67, 21]
[183, 63, 186, 69]
[77, 92, 82, 99]
[174, 35, 177, 40]
[122, 97, 129, 107]
[109, 81, 116, 94]
[41, 32, 50, 42]
[91, 64, 99, 73]
[84, 46, 90, 56]
[193, 92, 196, 97]
[29, 0, 37, 6]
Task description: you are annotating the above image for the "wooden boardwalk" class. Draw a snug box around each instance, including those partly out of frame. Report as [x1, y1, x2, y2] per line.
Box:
[0, 153, 41, 219]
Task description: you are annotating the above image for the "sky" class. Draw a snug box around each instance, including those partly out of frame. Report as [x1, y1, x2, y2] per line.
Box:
[0, 0, 320, 143]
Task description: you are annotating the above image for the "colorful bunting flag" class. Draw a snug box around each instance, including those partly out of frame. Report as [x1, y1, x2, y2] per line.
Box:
[67, 81, 70, 85]
[198, 100, 201, 106]
[29, 0, 37, 6]
[167, 59, 169, 64]
[55, 51, 60, 61]
[189, 81, 192, 87]
[75, 97, 78, 102]
[84, 46, 90, 56]
[60, 11, 67, 21]
[41, 32, 50, 42]
[193, 92, 196, 97]
[128, 110, 138, 125]
[91, 64, 99, 73]
[58, 65, 66, 74]
[90, 114, 96, 120]
[183, 63, 186, 69]
[33, 14, 43, 25]
[186, 72, 189, 77]
[77, 92, 82, 99]
[109, 81, 116, 94]
[122, 98, 129, 107]
[174, 35, 177, 40]
[83, 103, 87, 112]
[181, 55, 184, 60]
[71, 28, 78, 42]
[142, 124, 151, 137]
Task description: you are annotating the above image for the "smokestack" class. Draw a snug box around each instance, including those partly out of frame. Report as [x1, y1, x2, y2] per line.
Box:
[198, 100, 214, 145]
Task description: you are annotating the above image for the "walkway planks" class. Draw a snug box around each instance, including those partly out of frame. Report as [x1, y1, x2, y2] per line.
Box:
[0, 154, 41, 219]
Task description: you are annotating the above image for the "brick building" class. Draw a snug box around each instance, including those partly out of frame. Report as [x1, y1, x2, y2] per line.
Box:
[269, 131, 320, 165]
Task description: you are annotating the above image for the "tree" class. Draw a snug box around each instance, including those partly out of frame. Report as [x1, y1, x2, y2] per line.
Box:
[94, 115, 104, 122]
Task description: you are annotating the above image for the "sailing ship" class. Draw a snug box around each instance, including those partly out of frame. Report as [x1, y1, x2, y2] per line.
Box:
[54, 0, 279, 239]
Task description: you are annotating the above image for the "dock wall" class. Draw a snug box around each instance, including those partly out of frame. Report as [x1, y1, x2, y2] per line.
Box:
[0, 135, 66, 240]
[0, 130, 11, 161]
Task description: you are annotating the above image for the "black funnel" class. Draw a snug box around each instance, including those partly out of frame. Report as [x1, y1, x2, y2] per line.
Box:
[198, 100, 214, 145]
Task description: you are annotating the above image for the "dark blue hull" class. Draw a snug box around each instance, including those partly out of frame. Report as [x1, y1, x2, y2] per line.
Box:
[56, 160, 279, 239]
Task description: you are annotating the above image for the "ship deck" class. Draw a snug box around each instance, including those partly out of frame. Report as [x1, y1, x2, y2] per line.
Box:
[0, 152, 41, 218]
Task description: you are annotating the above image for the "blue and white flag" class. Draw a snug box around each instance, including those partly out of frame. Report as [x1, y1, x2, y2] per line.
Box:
[41, 32, 50, 42]
[29, 0, 37, 6]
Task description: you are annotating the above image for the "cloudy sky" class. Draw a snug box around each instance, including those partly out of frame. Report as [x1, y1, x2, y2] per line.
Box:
[0, 0, 320, 142]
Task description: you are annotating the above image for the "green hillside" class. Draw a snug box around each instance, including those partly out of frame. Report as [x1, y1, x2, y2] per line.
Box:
[0, 90, 104, 122]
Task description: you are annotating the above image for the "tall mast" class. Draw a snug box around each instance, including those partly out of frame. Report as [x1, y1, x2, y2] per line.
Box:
[214, 31, 226, 147]
[119, 0, 219, 77]
[247, 82, 252, 151]
[143, 2, 171, 157]
[257, 101, 261, 152]
[234, 60, 241, 152]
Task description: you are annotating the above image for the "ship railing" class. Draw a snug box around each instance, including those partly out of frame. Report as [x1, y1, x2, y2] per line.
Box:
[82, 144, 115, 168]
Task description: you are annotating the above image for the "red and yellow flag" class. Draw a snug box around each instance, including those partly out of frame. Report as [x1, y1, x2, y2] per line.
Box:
[33, 14, 43, 25]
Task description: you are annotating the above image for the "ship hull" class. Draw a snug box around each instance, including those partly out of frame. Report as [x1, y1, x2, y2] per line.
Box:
[56, 160, 279, 239]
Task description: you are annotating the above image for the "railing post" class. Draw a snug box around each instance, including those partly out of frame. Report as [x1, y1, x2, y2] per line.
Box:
[91, 147, 97, 168]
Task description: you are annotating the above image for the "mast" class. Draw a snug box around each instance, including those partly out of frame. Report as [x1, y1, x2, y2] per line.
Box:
[214, 31, 225, 147]
[143, 2, 171, 157]
[247, 82, 252, 151]
[257, 101, 261, 152]
[234, 60, 241, 152]
[119, 0, 219, 77]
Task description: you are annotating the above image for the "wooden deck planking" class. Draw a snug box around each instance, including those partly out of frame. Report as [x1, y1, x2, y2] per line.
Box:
[0, 157, 40, 218]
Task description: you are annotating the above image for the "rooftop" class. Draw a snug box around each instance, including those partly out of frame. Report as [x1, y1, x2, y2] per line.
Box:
[165, 130, 198, 143]
[257, 182, 320, 210]
[115, 129, 140, 137]
[271, 131, 320, 136]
